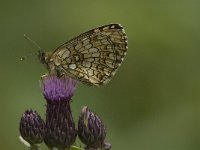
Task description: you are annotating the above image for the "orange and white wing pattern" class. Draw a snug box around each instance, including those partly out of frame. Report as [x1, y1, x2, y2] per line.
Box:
[50, 24, 128, 86]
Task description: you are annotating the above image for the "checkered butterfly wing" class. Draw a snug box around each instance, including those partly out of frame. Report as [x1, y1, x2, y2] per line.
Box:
[50, 24, 128, 86]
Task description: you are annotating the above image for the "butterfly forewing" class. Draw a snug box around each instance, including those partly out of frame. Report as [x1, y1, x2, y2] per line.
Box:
[49, 24, 128, 86]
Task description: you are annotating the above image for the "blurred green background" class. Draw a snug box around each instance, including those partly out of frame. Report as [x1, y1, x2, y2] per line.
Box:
[1, 0, 200, 150]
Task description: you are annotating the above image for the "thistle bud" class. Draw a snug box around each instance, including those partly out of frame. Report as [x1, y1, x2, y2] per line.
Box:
[19, 110, 44, 145]
[78, 106, 107, 149]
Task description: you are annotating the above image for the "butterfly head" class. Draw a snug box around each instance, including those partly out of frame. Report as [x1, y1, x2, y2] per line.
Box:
[38, 50, 46, 64]
[38, 50, 53, 72]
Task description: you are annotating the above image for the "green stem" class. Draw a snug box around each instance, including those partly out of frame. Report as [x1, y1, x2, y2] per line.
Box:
[70, 145, 84, 150]
[30, 144, 40, 150]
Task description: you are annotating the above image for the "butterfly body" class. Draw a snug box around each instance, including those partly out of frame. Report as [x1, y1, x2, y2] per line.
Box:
[40, 24, 128, 86]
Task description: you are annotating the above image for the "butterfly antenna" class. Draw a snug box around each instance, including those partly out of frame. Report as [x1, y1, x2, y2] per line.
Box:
[23, 34, 42, 51]
[21, 34, 43, 61]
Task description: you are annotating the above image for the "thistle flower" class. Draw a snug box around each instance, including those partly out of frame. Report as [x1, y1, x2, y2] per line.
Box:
[42, 75, 77, 150]
[19, 110, 45, 145]
[42, 75, 77, 103]
[78, 106, 110, 150]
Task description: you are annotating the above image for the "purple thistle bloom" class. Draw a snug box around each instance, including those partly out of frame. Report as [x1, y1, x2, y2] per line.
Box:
[42, 75, 77, 150]
[19, 110, 45, 145]
[42, 75, 77, 103]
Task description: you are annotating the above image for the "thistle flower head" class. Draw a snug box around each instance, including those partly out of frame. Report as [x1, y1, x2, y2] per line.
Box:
[78, 106, 107, 149]
[19, 110, 45, 145]
[42, 75, 77, 149]
[42, 75, 77, 103]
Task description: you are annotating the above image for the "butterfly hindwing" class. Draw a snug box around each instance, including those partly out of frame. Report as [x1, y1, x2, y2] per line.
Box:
[49, 24, 128, 86]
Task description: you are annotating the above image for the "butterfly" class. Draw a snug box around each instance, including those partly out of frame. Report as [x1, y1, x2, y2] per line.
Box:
[39, 24, 128, 86]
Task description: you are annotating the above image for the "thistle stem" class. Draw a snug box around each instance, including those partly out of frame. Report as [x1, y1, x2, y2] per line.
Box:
[30, 144, 40, 150]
